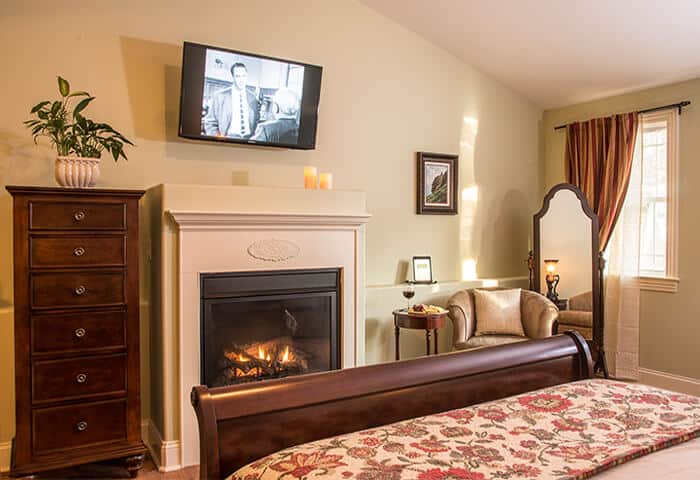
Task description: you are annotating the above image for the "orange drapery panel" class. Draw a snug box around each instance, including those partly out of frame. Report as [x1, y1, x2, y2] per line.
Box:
[565, 112, 639, 252]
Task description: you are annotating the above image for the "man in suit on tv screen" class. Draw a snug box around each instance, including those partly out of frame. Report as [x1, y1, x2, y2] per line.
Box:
[204, 62, 260, 138]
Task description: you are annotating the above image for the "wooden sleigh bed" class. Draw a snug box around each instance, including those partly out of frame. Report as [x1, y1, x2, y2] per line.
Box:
[191, 332, 700, 479]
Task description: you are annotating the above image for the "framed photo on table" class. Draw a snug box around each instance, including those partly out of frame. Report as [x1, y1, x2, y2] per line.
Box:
[417, 152, 458, 215]
[412, 256, 433, 284]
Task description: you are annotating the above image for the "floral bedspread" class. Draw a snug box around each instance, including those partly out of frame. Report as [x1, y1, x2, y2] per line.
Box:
[229, 379, 700, 480]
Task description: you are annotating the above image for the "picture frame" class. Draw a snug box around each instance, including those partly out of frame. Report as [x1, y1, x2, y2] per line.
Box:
[416, 152, 459, 215]
[412, 256, 434, 284]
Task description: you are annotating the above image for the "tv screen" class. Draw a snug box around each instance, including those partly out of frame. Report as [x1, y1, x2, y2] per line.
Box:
[178, 42, 322, 150]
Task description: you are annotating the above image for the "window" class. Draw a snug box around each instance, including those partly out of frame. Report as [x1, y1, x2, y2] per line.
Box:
[636, 109, 679, 292]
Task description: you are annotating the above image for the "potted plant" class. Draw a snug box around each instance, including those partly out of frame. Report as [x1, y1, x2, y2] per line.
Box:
[25, 76, 133, 187]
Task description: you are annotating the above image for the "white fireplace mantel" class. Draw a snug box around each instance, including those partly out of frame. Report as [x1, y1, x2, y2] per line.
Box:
[147, 184, 370, 470]
[168, 210, 371, 229]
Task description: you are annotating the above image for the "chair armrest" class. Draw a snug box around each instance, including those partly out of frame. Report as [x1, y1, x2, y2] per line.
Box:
[520, 290, 558, 338]
[446, 290, 475, 348]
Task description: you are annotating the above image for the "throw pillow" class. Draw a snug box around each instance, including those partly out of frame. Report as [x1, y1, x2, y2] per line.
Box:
[473, 288, 525, 337]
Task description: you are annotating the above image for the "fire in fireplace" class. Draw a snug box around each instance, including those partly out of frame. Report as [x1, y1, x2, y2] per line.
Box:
[216, 334, 310, 385]
[201, 269, 341, 387]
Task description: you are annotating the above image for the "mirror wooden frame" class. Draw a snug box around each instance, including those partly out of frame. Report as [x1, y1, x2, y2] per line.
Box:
[533, 183, 607, 377]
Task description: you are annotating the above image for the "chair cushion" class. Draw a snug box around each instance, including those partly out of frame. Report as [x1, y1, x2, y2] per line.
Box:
[473, 288, 525, 337]
[557, 310, 592, 328]
[569, 291, 593, 311]
[455, 335, 529, 350]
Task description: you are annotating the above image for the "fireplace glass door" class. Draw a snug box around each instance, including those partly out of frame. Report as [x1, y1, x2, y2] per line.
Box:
[200, 269, 340, 386]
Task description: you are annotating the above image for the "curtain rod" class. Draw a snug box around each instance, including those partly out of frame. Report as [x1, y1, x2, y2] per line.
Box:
[554, 101, 691, 131]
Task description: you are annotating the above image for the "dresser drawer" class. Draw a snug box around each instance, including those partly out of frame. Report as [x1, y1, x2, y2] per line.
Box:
[31, 272, 125, 309]
[32, 354, 127, 404]
[29, 201, 126, 231]
[32, 310, 126, 354]
[32, 399, 126, 454]
[30, 235, 126, 268]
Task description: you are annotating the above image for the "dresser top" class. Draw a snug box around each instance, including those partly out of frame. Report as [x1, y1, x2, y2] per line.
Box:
[5, 185, 146, 198]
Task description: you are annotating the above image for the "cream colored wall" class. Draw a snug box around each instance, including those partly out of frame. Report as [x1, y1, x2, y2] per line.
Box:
[542, 78, 700, 381]
[0, 0, 541, 451]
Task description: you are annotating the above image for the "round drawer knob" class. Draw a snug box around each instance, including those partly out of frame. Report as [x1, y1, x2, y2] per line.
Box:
[74, 211, 86, 221]
[74, 285, 86, 296]
[76, 373, 87, 384]
[77, 421, 88, 432]
[73, 246, 86, 257]
[74, 327, 86, 338]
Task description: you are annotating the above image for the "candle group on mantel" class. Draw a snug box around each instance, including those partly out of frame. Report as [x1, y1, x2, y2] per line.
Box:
[303, 167, 333, 190]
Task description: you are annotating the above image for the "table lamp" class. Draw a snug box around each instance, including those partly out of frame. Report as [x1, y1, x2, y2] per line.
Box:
[544, 259, 560, 303]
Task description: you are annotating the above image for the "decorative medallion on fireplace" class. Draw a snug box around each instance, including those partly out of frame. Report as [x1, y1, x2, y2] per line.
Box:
[200, 268, 341, 386]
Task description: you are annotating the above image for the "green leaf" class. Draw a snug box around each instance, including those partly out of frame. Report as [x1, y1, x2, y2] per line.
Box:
[67, 91, 90, 97]
[50, 101, 62, 114]
[57, 76, 70, 97]
[30, 101, 50, 113]
[73, 97, 94, 117]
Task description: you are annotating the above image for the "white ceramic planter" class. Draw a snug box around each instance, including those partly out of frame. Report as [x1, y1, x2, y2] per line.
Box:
[55, 156, 101, 188]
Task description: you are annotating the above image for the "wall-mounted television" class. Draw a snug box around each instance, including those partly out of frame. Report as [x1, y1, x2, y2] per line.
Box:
[178, 41, 322, 150]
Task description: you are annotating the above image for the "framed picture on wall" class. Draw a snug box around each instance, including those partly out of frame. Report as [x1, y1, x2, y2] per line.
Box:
[416, 152, 459, 215]
[412, 256, 433, 284]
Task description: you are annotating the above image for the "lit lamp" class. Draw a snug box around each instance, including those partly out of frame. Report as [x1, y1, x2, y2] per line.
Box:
[544, 259, 560, 303]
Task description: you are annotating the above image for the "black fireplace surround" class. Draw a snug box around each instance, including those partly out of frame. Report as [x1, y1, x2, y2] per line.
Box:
[200, 268, 341, 387]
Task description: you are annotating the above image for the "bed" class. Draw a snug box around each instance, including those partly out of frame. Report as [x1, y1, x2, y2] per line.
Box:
[191, 332, 699, 479]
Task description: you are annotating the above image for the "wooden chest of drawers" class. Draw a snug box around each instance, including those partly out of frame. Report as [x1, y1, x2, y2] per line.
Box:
[7, 186, 146, 477]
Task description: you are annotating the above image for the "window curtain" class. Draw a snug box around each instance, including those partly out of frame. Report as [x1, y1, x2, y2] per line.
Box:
[603, 136, 642, 379]
[565, 112, 641, 379]
[565, 112, 640, 251]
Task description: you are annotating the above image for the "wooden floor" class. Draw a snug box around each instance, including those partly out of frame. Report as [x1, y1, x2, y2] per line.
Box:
[1, 455, 199, 480]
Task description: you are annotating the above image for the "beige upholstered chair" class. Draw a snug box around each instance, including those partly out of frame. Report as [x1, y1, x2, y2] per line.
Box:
[446, 288, 558, 350]
[556, 291, 593, 339]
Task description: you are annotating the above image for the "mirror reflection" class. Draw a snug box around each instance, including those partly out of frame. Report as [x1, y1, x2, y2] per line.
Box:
[539, 188, 593, 311]
[534, 183, 601, 354]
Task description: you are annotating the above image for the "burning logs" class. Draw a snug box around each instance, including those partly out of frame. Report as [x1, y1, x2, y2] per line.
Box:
[214, 337, 311, 386]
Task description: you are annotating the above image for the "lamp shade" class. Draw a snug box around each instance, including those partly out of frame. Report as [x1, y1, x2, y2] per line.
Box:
[544, 258, 559, 275]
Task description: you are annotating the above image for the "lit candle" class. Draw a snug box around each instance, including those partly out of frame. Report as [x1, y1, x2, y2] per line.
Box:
[304, 166, 318, 189]
[319, 172, 333, 190]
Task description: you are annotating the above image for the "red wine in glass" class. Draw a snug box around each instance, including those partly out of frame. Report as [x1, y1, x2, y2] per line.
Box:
[402, 283, 415, 310]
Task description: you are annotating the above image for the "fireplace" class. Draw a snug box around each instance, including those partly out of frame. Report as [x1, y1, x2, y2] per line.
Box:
[200, 268, 341, 387]
[157, 184, 369, 468]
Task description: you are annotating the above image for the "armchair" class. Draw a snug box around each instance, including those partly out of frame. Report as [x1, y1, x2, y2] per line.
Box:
[446, 288, 558, 350]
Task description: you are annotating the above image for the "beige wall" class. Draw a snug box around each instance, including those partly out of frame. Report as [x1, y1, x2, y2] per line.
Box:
[0, 0, 542, 451]
[542, 78, 700, 381]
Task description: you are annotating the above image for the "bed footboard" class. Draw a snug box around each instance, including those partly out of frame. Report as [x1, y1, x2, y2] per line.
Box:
[191, 331, 592, 479]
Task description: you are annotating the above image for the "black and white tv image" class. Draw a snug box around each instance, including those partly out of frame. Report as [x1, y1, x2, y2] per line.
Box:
[178, 42, 323, 150]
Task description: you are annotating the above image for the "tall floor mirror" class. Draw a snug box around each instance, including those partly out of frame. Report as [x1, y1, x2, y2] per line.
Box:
[533, 183, 607, 377]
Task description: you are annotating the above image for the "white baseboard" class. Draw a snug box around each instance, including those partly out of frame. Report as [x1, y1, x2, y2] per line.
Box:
[639, 367, 700, 397]
[142, 419, 182, 472]
[0, 441, 11, 473]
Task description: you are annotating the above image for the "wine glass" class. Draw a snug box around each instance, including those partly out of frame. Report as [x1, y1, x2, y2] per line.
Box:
[402, 282, 415, 311]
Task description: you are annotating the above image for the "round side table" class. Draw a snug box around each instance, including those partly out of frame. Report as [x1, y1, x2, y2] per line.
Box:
[392, 309, 448, 360]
